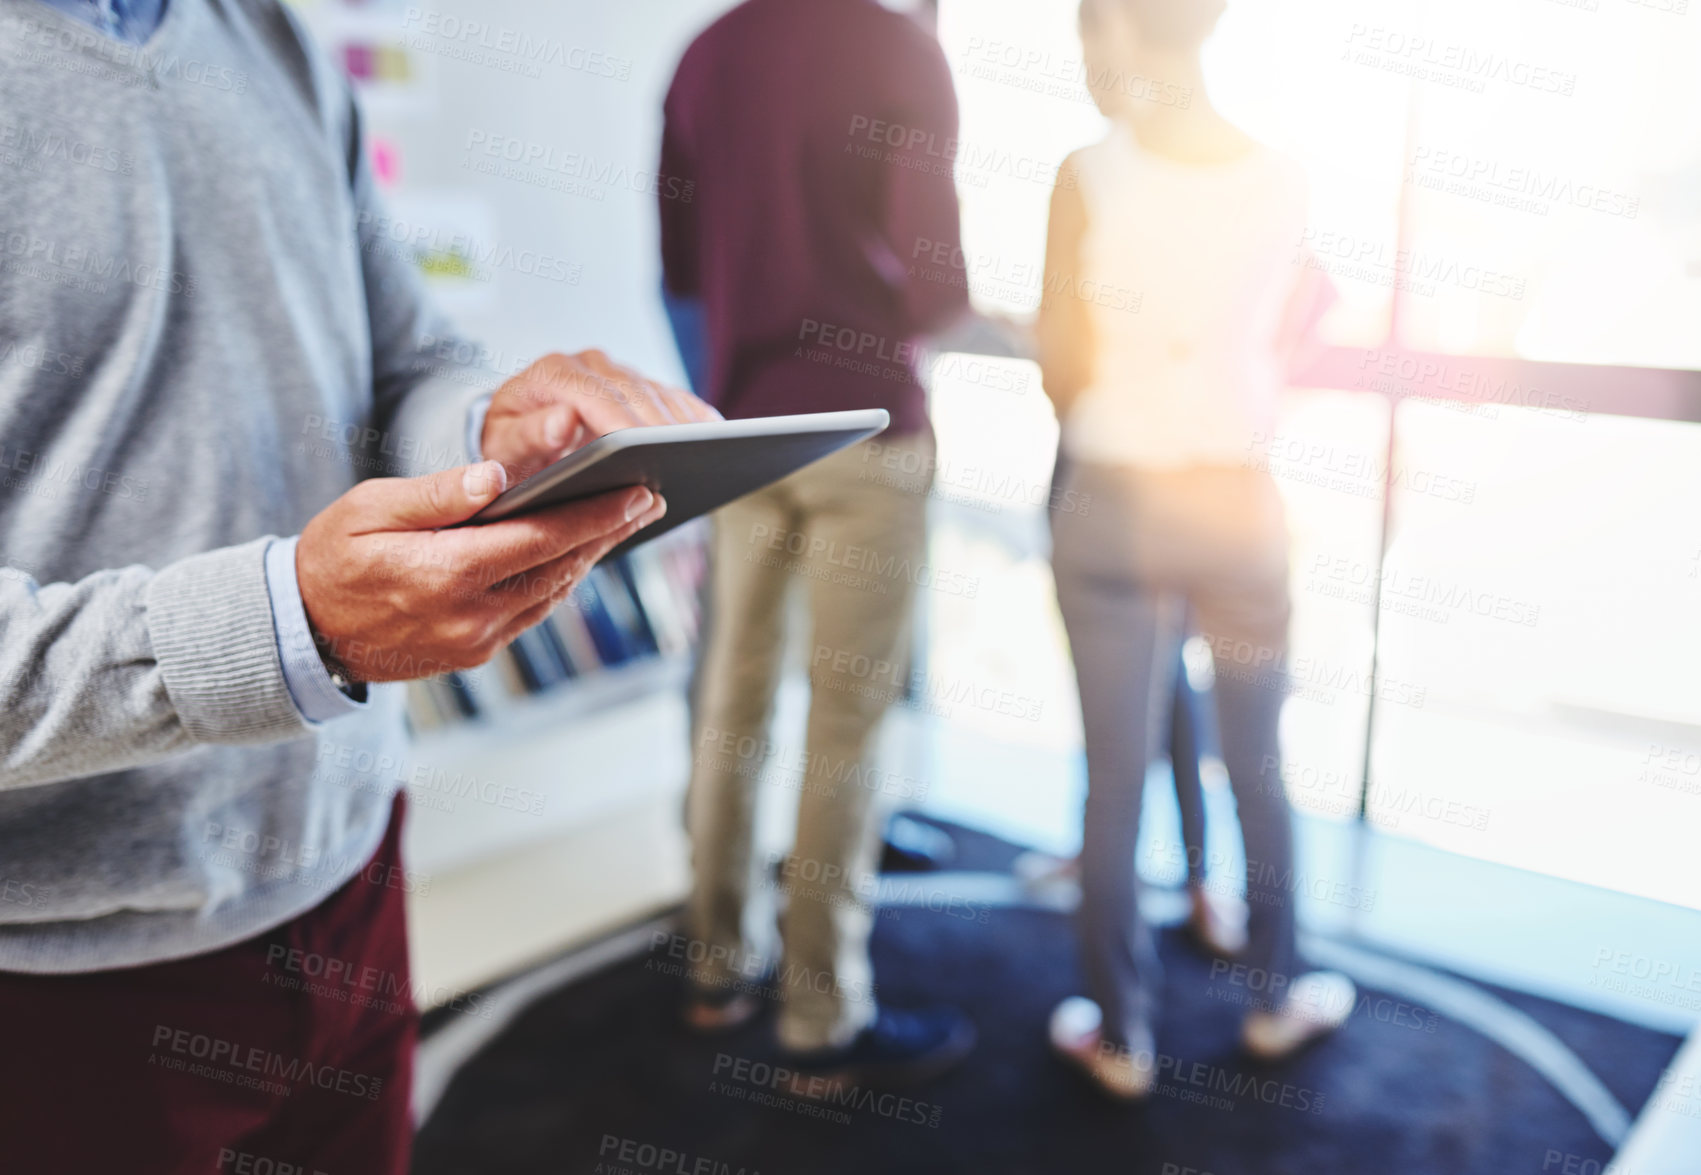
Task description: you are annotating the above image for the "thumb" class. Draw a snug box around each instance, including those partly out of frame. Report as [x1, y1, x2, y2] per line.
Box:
[363, 461, 510, 531]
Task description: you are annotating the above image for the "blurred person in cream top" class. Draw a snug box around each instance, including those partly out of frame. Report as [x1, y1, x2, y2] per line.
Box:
[1037, 0, 1356, 1104]
[1059, 125, 1313, 470]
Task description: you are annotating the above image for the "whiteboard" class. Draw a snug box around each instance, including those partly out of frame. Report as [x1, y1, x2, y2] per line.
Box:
[293, 0, 740, 387]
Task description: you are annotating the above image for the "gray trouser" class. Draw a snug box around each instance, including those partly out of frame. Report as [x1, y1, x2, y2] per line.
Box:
[1051, 460, 1299, 1047]
[685, 431, 934, 1051]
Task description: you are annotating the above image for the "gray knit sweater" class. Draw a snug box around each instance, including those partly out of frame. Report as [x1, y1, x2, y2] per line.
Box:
[0, 0, 494, 970]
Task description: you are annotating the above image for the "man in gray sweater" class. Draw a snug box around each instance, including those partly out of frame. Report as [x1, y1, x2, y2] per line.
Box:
[0, 1, 711, 1169]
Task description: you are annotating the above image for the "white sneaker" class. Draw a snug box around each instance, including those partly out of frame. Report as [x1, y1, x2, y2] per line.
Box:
[1049, 996, 1157, 1101]
[1014, 851, 1080, 902]
[1186, 884, 1249, 958]
[1241, 971, 1356, 1060]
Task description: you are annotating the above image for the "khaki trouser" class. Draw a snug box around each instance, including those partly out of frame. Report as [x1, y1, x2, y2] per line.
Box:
[1051, 461, 1298, 1047]
[686, 430, 934, 1051]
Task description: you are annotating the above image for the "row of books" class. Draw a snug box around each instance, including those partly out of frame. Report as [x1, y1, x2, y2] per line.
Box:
[405, 529, 707, 733]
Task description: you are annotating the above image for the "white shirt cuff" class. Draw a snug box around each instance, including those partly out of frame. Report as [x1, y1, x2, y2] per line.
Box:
[466, 394, 493, 462]
[263, 536, 367, 724]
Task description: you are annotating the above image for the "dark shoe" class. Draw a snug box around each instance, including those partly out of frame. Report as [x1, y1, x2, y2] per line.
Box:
[682, 980, 766, 1034]
[880, 814, 956, 872]
[787, 1005, 977, 1089]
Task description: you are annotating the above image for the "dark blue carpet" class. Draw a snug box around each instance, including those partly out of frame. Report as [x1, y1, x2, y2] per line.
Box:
[412, 823, 1680, 1175]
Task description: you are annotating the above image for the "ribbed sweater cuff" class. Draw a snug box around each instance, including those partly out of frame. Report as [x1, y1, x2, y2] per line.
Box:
[145, 537, 309, 745]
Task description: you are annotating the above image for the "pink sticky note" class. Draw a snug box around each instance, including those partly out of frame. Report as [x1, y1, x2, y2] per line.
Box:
[341, 43, 374, 80]
[371, 137, 401, 188]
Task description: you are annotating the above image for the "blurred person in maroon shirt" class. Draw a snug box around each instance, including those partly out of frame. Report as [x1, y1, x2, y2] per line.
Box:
[659, 0, 976, 1085]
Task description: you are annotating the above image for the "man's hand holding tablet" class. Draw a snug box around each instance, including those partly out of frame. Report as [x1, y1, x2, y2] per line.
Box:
[479, 349, 721, 484]
[293, 349, 703, 683]
[456, 409, 891, 552]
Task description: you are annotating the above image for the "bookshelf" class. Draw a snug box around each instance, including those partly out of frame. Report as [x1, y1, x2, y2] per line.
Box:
[400, 529, 706, 999]
[412, 653, 690, 762]
[403, 528, 706, 733]
[404, 657, 691, 875]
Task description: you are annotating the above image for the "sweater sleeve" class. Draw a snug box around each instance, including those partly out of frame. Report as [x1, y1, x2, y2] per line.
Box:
[876, 32, 971, 338]
[342, 87, 498, 479]
[658, 76, 702, 300]
[0, 538, 311, 792]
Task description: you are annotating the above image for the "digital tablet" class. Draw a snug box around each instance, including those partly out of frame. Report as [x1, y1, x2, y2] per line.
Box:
[460, 409, 891, 554]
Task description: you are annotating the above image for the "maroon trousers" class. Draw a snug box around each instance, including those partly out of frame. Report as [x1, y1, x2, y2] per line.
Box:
[0, 795, 418, 1175]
